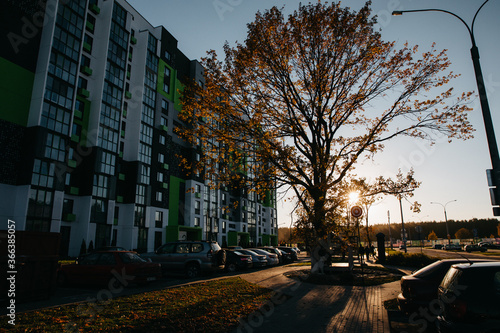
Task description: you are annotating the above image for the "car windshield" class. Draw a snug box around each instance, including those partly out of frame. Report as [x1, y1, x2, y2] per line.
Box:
[234, 251, 244, 255]
[119, 252, 146, 263]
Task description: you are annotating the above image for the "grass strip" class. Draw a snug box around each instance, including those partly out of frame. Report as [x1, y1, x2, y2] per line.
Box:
[2, 277, 274, 332]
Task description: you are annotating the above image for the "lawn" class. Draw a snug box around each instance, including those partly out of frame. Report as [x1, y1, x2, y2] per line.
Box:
[2, 277, 274, 332]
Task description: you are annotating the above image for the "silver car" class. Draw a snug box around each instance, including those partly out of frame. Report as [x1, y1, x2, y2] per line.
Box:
[142, 241, 226, 278]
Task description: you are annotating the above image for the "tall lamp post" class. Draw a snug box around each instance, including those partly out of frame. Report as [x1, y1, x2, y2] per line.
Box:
[393, 1, 500, 216]
[431, 200, 457, 246]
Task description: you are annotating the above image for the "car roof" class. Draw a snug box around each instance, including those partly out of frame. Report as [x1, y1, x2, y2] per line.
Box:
[452, 261, 500, 269]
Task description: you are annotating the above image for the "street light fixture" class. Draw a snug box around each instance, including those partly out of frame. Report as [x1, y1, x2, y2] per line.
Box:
[392, 1, 500, 216]
[431, 200, 457, 246]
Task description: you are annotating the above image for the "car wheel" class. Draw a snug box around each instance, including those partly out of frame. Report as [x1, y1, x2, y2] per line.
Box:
[57, 272, 67, 286]
[185, 263, 200, 278]
[226, 263, 237, 272]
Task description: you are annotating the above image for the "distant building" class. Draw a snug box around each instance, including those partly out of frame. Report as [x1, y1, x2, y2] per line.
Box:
[0, 0, 277, 256]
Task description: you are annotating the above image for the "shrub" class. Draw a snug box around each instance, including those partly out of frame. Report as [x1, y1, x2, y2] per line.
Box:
[380, 252, 436, 268]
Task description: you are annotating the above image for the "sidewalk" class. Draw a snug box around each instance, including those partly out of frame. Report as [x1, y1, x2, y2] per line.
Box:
[235, 255, 406, 333]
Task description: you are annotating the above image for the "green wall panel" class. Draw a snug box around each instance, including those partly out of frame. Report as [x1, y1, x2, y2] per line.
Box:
[0, 57, 34, 126]
[168, 175, 185, 226]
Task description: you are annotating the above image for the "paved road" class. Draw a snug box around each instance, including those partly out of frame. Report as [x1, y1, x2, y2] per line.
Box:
[403, 246, 500, 260]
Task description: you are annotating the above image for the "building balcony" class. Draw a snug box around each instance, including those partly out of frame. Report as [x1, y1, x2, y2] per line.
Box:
[74, 109, 83, 119]
[80, 66, 92, 76]
[125, 91, 132, 99]
[62, 213, 76, 222]
[162, 163, 169, 170]
[161, 125, 168, 132]
[89, 3, 100, 14]
[68, 159, 77, 168]
[85, 20, 94, 32]
[70, 134, 80, 143]
[70, 187, 79, 195]
[130, 36, 137, 45]
[83, 42, 92, 53]
[162, 183, 168, 189]
[118, 173, 125, 181]
[117, 196, 123, 203]
[78, 88, 90, 98]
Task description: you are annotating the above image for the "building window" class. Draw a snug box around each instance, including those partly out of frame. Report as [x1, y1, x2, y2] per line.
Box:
[194, 217, 200, 227]
[156, 191, 163, 202]
[158, 153, 164, 163]
[157, 172, 164, 182]
[161, 117, 168, 127]
[45, 133, 66, 162]
[163, 67, 170, 93]
[155, 211, 163, 228]
[159, 135, 166, 145]
[161, 99, 168, 115]
[31, 159, 56, 188]
[195, 201, 200, 214]
[164, 50, 171, 61]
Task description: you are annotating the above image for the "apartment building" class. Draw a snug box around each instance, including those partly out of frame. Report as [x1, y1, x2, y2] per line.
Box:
[0, 0, 278, 257]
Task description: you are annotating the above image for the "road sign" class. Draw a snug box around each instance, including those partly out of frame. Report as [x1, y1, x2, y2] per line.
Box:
[351, 206, 363, 218]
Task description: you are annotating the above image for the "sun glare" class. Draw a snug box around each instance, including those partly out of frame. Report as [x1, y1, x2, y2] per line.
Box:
[348, 192, 359, 204]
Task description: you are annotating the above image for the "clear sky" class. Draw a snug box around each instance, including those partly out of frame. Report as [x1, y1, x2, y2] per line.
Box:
[126, 0, 500, 227]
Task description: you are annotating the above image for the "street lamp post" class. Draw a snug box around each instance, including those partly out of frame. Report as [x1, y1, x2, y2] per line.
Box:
[431, 200, 457, 246]
[393, 1, 500, 216]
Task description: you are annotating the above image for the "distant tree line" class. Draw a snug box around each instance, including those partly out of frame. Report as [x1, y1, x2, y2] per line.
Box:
[370, 218, 500, 241]
[279, 218, 500, 244]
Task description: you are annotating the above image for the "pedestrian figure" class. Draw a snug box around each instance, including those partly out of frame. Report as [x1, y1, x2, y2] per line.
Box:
[358, 246, 364, 260]
[365, 245, 370, 261]
[370, 245, 376, 258]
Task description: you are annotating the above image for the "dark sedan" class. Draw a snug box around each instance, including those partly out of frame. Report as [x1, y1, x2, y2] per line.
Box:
[464, 244, 487, 252]
[237, 249, 268, 267]
[58, 251, 162, 287]
[277, 246, 298, 262]
[398, 259, 492, 315]
[224, 250, 253, 272]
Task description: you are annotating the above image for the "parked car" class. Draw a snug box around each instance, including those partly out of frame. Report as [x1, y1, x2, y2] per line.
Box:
[436, 262, 500, 333]
[224, 250, 252, 272]
[292, 247, 301, 254]
[432, 244, 444, 250]
[397, 259, 493, 315]
[249, 248, 279, 266]
[478, 242, 500, 249]
[463, 244, 487, 253]
[141, 241, 226, 278]
[443, 244, 462, 251]
[277, 246, 298, 262]
[259, 247, 284, 264]
[58, 251, 161, 287]
[237, 249, 268, 267]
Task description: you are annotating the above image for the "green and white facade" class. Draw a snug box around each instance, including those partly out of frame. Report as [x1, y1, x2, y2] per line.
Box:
[0, 0, 278, 257]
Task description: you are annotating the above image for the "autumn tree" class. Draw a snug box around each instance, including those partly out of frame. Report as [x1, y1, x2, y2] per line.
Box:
[427, 230, 438, 241]
[178, 2, 473, 253]
[455, 228, 473, 239]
